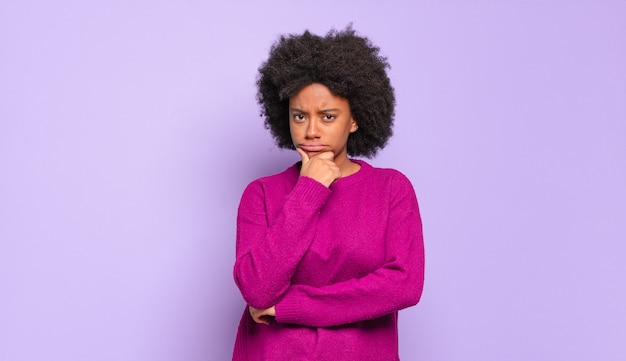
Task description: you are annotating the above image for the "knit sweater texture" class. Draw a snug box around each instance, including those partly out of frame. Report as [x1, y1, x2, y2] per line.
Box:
[232, 160, 424, 361]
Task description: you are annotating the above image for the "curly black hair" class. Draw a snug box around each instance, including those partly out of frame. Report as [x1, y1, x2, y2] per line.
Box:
[256, 26, 395, 158]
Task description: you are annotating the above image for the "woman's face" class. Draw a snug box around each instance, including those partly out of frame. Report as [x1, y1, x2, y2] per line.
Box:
[289, 83, 358, 164]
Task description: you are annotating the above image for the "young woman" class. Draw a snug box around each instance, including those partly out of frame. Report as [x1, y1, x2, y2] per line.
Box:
[232, 26, 425, 361]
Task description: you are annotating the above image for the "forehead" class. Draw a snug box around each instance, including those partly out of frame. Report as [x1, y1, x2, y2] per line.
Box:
[289, 83, 348, 108]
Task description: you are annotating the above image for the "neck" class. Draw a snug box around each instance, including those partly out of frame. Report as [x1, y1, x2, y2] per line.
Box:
[334, 155, 360, 177]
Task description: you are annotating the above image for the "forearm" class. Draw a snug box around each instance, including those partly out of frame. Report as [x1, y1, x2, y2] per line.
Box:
[276, 213, 424, 327]
[276, 260, 423, 327]
[276, 201, 424, 327]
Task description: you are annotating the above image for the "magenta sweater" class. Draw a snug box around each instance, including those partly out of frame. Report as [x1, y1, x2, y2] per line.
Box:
[232, 160, 424, 361]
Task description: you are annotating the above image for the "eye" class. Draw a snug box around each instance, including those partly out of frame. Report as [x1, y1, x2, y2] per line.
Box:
[322, 114, 336, 121]
[292, 114, 305, 122]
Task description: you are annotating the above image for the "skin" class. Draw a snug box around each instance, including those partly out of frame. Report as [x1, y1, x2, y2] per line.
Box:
[290, 82, 360, 185]
[248, 82, 360, 324]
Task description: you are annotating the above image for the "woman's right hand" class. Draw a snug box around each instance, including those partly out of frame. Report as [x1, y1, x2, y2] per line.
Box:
[296, 148, 341, 187]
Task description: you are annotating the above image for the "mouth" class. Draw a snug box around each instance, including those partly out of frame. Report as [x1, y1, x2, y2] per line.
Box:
[299, 144, 326, 152]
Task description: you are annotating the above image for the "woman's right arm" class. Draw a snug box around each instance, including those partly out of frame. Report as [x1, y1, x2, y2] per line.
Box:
[233, 176, 330, 309]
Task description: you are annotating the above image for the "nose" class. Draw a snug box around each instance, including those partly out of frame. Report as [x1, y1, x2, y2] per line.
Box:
[305, 119, 320, 139]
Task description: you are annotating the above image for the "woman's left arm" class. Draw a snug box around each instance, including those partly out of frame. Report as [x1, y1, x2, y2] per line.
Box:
[274, 177, 425, 328]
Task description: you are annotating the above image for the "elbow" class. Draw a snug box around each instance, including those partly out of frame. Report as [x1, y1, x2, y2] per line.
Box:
[409, 267, 425, 306]
[404, 252, 425, 307]
[234, 271, 268, 308]
[407, 281, 423, 307]
[398, 280, 422, 309]
[233, 265, 284, 308]
[240, 290, 278, 310]
[397, 268, 424, 308]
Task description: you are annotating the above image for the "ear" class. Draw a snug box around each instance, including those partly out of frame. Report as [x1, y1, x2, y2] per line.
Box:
[349, 118, 358, 133]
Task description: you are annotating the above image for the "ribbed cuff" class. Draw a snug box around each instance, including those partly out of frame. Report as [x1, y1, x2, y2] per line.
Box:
[290, 176, 331, 208]
[274, 294, 303, 325]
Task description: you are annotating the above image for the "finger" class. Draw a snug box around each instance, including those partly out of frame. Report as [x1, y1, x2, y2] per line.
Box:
[317, 151, 335, 161]
[250, 312, 268, 325]
[296, 147, 310, 163]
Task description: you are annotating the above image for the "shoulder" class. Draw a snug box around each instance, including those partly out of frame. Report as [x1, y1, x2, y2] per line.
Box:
[356, 160, 415, 189]
[356, 161, 419, 211]
[241, 163, 300, 198]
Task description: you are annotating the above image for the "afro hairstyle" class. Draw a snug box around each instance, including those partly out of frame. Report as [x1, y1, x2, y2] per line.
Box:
[256, 25, 395, 158]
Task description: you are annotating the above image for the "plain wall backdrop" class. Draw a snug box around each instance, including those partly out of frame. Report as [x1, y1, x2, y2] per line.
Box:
[1, 1, 625, 360]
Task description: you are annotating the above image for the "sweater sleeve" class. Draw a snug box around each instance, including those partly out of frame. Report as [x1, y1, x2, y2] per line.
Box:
[274, 174, 425, 328]
[233, 176, 331, 309]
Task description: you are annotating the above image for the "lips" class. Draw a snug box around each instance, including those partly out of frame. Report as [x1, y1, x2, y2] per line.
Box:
[299, 144, 325, 152]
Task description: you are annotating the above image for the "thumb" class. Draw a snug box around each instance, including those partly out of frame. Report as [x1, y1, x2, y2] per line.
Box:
[296, 147, 310, 163]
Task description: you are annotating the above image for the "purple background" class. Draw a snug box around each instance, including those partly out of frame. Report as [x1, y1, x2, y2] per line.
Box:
[1, 1, 625, 360]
